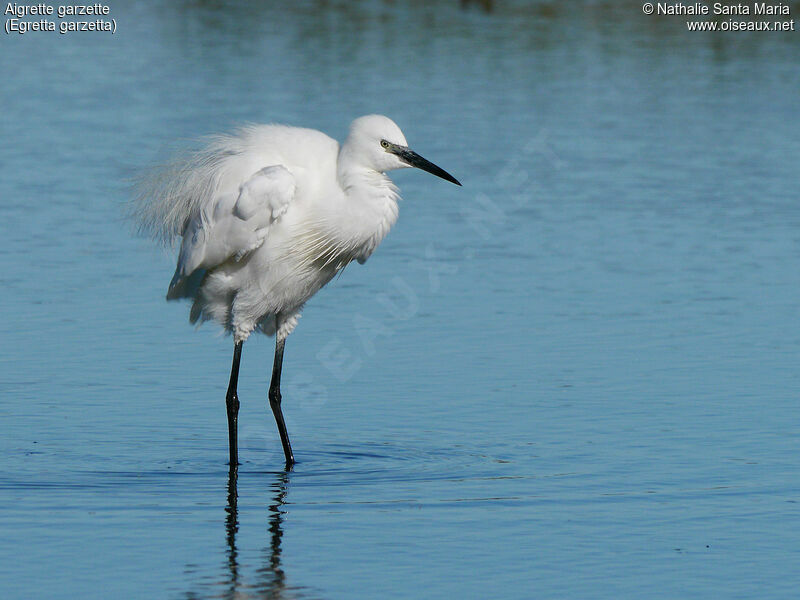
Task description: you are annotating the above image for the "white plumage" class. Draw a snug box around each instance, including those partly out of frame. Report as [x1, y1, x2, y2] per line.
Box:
[132, 114, 460, 466]
[168, 165, 295, 298]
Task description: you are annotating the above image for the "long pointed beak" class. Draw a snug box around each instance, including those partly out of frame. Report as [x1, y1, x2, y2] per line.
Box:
[391, 145, 462, 186]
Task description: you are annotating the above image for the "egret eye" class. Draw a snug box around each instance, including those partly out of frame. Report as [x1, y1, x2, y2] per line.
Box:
[380, 140, 390, 149]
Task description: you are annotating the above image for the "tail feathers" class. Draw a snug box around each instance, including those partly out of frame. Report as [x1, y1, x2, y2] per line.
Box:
[166, 267, 206, 301]
[189, 298, 203, 324]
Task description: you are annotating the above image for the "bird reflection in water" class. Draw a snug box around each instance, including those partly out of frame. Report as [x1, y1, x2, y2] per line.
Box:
[223, 469, 241, 596]
[204, 467, 297, 600]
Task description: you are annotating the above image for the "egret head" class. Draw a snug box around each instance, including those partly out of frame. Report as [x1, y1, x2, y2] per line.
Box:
[346, 115, 461, 185]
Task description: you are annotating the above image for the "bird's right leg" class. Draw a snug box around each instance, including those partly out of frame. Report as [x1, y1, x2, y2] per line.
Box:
[226, 341, 243, 469]
[269, 319, 295, 467]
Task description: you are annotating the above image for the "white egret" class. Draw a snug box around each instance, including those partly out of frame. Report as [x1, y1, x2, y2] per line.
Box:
[133, 115, 461, 467]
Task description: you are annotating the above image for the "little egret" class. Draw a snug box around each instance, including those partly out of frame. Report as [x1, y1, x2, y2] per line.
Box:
[133, 115, 461, 467]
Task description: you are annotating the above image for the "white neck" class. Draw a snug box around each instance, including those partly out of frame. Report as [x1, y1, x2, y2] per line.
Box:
[335, 147, 400, 262]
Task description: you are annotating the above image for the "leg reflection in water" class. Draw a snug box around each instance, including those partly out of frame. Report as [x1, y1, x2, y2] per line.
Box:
[257, 469, 290, 594]
[224, 468, 240, 597]
[215, 467, 296, 600]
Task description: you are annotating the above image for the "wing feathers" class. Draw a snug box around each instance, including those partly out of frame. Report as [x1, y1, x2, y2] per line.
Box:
[167, 165, 295, 300]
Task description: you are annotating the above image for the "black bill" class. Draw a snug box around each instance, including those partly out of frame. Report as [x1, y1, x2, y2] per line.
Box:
[389, 144, 462, 186]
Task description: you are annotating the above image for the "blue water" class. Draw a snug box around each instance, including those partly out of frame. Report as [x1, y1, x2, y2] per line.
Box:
[2, 1, 799, 598]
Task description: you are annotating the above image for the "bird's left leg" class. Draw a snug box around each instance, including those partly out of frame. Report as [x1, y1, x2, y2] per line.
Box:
[269, 318, 295, 467]
[226, 341, 243, 469]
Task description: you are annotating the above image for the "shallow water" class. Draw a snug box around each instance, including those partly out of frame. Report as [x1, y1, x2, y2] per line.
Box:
[1, 1, 799, 598]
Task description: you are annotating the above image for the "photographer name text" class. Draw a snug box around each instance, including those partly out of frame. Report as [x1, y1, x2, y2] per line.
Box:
[656, 2, 789, 15]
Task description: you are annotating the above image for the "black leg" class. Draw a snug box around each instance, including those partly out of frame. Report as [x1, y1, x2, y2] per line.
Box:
[226, 341, 243, 469]
[269, 330, 295, 467]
